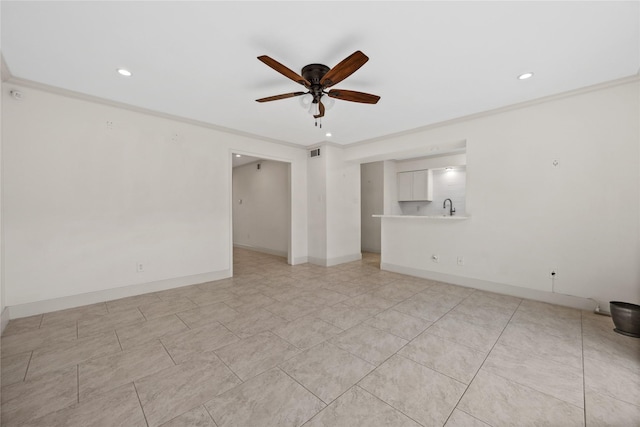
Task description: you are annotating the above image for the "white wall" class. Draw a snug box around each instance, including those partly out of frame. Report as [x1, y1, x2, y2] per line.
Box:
[325, 145, 362, 265]
[2, 83, 308, 315]
[232, 160, 289, 257]
[0, 54, 5, 332]
[382, 160, 401, 216]
[307, 144, 361, 266]
[361, 162, 383, 252]
[346, 79, 640, 307]
[307, 148, 326, 264]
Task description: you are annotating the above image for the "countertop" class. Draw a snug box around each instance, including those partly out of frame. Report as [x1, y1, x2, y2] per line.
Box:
[372, 215, 469, 220]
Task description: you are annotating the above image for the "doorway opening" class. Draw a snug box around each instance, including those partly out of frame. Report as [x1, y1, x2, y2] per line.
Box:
[360, 161, 384, 270]
[231, 153, 292, 274]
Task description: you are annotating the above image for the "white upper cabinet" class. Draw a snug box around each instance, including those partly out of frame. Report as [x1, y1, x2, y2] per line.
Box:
[397, 170, 433, 201]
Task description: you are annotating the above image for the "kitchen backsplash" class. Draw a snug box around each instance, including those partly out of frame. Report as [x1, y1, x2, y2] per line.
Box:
[400, 167, 466, 216]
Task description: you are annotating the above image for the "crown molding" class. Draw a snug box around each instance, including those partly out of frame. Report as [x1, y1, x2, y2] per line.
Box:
[346, 74, 640, 148]
[5, 64, 638, 151]
[306, 141, 345, 151]
[4, 74, 308, 151]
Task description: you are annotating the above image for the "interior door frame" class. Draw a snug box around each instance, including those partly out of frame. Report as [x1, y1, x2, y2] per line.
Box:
[228, 149, 293, 276]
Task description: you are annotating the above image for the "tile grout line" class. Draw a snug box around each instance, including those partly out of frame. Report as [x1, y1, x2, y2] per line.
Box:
[466, 312, 589, 410]
[270, 328, 306, 350]
[158, 339, 178, 366]
[459, 352, 587, 412]
[218, 320, 243, 341]
[421, 326, 498, 354]
[353, 329, 416, 388]
[358, 384, 425, 427]
[456, 407, 495, 426]
[114, 329, 124, 351]
[278, 367, 329, 409]
[22, 351, 34, 382]
[132, 381, 150, 427]
[76, 364, 80, 403]
[211, 348, 244, 384]
[441, 298, 524, 426]
[364, 317, 429, 342]
[202, 404, 220, 427]
[300, 384, 354, 426]
[393, 352, 468, 388]
[174, 313, 192, 330]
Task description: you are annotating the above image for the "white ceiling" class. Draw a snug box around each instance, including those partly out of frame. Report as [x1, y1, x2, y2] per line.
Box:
[2, 1, 639, 147]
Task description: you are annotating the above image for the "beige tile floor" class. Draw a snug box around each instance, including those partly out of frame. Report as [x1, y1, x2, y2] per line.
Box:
[1, 248, 639, 426]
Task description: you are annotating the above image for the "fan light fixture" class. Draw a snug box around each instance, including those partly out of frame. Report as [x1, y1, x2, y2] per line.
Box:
[256, 51, 380, 127]
[299, 94, 313, 109]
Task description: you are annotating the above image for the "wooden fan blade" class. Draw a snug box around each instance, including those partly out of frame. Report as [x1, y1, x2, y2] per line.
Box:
[313, 101, 325, 118]
[327, 89, 380, 104]
[320, 51, 369, 88]
[258, 56, 310, 87]
[256, 92, 306, 103]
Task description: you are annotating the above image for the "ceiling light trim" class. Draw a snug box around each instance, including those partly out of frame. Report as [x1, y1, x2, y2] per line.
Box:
[116, 68, 132, 77]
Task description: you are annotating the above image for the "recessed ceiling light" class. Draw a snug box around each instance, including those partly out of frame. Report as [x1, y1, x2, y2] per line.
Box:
[518, 72, 534, 80]
[235, 154, 241, 158]
[117, 68, 132, 77]
[325, 132, 332, 137]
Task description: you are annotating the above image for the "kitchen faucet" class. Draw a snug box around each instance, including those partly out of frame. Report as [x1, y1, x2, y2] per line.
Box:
[443, 198, 456, 216]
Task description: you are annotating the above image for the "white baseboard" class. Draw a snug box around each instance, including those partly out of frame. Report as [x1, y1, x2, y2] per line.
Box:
[291, 256, 308, 265]
[7, 269, 231, 319]
[1, 307, 9, 334]
[327, 253, 362, 267]
[233, 244, 287, 258]
[307, 257, 326, 266]
[309, 253, 362, 267]
[381, 262, 595, 311]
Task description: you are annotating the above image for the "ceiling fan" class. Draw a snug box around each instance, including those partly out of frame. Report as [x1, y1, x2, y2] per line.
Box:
[255, 51, 380, 126]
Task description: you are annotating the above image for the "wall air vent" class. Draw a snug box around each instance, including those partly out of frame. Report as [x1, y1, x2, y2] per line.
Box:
[309, 148, 321, 158]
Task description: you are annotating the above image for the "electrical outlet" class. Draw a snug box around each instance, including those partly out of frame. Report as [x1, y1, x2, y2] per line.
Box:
[137, 263, 144, 273]
[457, 256, 464, 266]
[549, 268, 558, 279]
[432, 254, 439, 263]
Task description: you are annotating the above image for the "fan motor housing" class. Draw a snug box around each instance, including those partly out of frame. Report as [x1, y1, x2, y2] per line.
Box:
[301, 64, 330, 84]
[301, 64, 330, 102]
